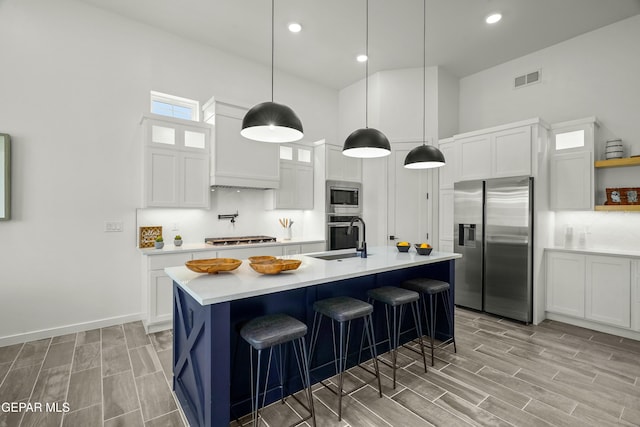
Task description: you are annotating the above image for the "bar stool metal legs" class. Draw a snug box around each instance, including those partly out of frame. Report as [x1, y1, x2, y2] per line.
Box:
[308, 296, 382, 421]
[365, 286, 428, 389]
[241, 314, 316, 427]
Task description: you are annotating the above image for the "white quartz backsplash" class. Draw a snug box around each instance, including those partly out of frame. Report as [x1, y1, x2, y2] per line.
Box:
[554, 210, 640, 252]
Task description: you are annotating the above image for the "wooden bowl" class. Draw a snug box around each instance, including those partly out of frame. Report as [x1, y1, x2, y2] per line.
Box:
[185, 258, 242, 274]
[248, 255, 277, 263]
[249, 259, 302, 275]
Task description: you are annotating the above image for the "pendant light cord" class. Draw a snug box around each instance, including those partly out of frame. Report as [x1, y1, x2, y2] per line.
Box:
[365, 0, 369, 128]
[271, 0, 275, 103]
[422, 0, 426, 146]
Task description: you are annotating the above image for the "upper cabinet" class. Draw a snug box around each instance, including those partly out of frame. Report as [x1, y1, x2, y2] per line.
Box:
[266, 144, 314, 210]
[453, 119, 543, 183]
[326, 144, 362, 182]
[549, 117, 597, 211]
[141, 114, 211, 208]
[208, 101, 280, 189]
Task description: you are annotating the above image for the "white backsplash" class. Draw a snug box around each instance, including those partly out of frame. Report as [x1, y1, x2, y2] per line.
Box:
[136, 187, 324, 244]
[553, 211, 640, 251]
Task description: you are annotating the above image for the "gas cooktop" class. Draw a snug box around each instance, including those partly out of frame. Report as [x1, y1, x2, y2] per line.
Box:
[204, 235, 277, 246]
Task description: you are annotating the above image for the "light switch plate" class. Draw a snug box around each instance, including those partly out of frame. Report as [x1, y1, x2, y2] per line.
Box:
[104, 221, 123, 232]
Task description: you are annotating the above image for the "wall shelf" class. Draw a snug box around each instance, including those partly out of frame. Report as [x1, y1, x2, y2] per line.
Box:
[594, 157, 640, 168]
[594, 205, 640, 212]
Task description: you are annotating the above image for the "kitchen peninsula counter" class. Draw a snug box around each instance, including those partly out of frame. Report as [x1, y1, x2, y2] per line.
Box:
[169, 247, 461, 427]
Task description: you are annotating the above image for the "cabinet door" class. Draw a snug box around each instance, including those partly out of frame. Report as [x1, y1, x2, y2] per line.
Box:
[438, 141, 456, 189]
[283, 245, 301, 256]
[146, 148, 179, 207]
[550, 151, 593, 210]
[213, 110, 279, 188]
[295, 165, 314, 209]
[438, 188, 454, 241]
[546, 252, 585, 318]
[276, 163, 296, 208]
[457, 134, 491, 181]
[633, 261, 640, 331]
[491, 126, 531, 178]
[301, 242, 327, 253]
[218, 245, 283, 260]
[149, 271, 174, 325]
[327, 145, 361, 182]
[585, 255, 631, 328]
[439, 240, 453, 253]
[181, 153, 210, 208]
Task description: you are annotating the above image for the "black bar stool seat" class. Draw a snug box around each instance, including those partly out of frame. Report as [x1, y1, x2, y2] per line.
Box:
[240, 313, 315, 427]
[365, 286, 428, 389]
[241, 313, 307, 350]
[313, 296, 373, 322]
[309, 296, 382, 421]
[401, 278, 457, 366]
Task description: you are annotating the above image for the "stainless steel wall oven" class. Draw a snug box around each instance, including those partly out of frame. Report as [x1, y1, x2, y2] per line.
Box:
[327, 215, 360, 250]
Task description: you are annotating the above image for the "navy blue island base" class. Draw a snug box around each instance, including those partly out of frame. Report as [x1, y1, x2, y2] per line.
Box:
[171, 256, 456, 427]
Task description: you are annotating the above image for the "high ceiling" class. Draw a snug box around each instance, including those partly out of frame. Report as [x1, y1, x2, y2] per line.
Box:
[78, 0, 640, 89]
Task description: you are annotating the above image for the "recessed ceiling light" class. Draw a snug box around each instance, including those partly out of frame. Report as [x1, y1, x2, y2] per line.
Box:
[288, 23, 302, 33]
[486, 13, 502, 24]
[356, 54, 368, 62]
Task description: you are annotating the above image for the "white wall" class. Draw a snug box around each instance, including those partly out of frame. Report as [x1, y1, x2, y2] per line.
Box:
[459, 14, 640, 253]
[0, 0, 337, 343]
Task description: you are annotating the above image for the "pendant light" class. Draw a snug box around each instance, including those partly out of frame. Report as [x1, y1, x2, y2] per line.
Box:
[404, 0, 445, 169]
[241, 0, 303, 143]
[343, 0, 391, 158]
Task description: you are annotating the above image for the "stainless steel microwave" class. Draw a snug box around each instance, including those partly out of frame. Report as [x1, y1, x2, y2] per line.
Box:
[326, 180, 362, 214]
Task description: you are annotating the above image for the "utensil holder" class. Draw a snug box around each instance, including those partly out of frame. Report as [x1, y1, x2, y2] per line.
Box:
[283, 227, 292, 241]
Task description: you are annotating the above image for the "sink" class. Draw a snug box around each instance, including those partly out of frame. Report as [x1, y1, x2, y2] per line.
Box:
[308, 252, 371, 261]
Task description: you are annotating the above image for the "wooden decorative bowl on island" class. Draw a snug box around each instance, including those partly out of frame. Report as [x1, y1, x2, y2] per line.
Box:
[185, 258, 242, 274]
[249, 259, 302, 275]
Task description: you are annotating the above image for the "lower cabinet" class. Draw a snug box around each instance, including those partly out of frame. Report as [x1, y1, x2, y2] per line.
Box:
[546, 251, 632, 330]
[633, 261, 640, 331]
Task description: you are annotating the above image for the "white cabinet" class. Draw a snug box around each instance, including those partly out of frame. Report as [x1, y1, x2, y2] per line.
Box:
[633, 261, 640, 331]
[142, 115, 211, 208]
[585, 255, 630, 328]
[326, 144, 362, 182]
[266, 144, 314, 210]
[546, 251, 585, 318]
[549, 117, 597, 211]
[301, 242, 327, 253]
[438, 139, 456, 190]
[438, 188, 454, 251]
[218, 245, 283, 260]
[210, 102, 280, 189]
[455, 123, 535, 183]
[546, 250, 633, 331]
[549, 152, 593, 210]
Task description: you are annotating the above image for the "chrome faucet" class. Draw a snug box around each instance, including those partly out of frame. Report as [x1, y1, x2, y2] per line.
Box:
[347, 216, 367, 258]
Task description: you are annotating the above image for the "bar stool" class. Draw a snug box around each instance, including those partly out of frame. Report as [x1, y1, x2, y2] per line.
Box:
[401, 278, 457, 366]
[364, 286, 428, 388]
[240, 313, 315, 427]
[308, 296, 382, 421]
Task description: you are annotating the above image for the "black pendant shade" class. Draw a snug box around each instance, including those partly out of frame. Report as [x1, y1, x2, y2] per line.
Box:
[343, 128, 391, 158]
[241, 101, 303, 143]
[404, 143, 445, 169]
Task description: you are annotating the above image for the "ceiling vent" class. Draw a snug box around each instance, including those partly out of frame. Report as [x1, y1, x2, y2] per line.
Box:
[514, 70, 541, 88]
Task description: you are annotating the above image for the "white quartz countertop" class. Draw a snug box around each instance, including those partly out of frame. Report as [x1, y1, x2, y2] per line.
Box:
[545, 247, 640, 259]
[140, 238, 325, 255]
[165, 246, 462, 306]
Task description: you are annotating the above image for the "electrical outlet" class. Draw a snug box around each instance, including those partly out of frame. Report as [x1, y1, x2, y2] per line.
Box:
[104, 221, 123, 232]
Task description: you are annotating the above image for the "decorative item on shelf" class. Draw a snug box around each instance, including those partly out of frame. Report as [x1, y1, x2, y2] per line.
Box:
[185, 258, 242, 274]
[139, 226, 162, 248]
[342, 0, 390, 159]
[396, 241, 410, 252]
[605, 138, 624, 160]
[403, 0, 446, 169]
[154, 236, 164, 249]
[279, 217, 293, 240]
[241, 0, 303, 143]
[174, 235, 183, 247]
[415, 243, 433, 255]
[605, 188, 623, 205]
[249, 258, 301, 275]
[622, 187, 640, 205]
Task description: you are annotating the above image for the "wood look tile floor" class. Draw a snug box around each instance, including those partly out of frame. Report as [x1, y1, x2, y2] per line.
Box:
[1, 309, 639, 426]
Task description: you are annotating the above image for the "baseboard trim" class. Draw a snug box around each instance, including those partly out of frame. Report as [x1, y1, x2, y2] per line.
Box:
[0, 312, 145, 347]
[545, 312, 640, 341]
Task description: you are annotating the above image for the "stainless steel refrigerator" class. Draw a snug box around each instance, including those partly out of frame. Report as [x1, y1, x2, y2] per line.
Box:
[454, 176, 533, 323]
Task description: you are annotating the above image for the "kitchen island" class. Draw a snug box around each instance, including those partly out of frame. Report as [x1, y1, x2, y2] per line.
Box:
[165, 247, 461, 427]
